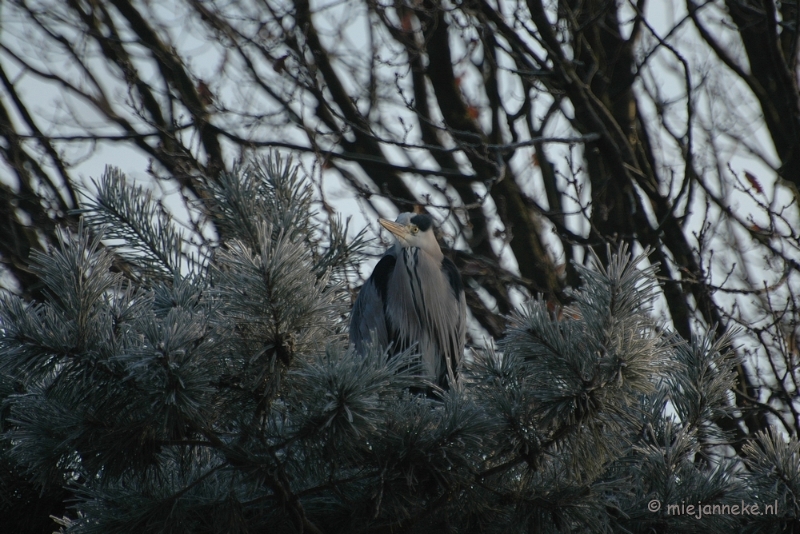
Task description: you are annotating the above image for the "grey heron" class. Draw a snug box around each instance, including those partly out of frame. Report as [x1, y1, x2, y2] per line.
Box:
[349, 213, 466, 390]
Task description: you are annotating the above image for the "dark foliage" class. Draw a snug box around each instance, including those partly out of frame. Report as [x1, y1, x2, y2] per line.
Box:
[1, 161, 798, 532]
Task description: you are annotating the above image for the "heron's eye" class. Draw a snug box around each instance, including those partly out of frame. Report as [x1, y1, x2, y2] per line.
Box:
[410, 226, 419, 234]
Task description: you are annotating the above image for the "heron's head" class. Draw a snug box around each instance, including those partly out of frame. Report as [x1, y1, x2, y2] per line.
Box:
[379, 213, 442, 259]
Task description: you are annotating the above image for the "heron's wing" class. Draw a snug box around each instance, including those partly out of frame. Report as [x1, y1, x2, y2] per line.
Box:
[349, 254, 396, 354]
[441, 256, 464, 300]
[440, 257, 467, 381]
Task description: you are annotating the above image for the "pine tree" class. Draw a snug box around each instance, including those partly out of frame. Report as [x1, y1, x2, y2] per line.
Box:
[1, 159, 798, 533]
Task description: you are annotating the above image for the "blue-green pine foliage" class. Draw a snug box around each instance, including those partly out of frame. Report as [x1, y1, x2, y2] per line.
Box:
[1, 158, 797, 533]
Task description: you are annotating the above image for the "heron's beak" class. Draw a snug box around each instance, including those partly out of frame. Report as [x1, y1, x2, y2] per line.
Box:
[379, 218, 410, 243]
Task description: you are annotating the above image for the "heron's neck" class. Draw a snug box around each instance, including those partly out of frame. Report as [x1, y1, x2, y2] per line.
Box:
[396, 243, 443, 263]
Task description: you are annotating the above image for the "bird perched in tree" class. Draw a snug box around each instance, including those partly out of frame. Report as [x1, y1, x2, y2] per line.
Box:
[349, 213, 466, 390]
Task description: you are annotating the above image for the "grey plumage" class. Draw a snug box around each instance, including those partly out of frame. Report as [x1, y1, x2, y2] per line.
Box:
[350, 213, 467, 389]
